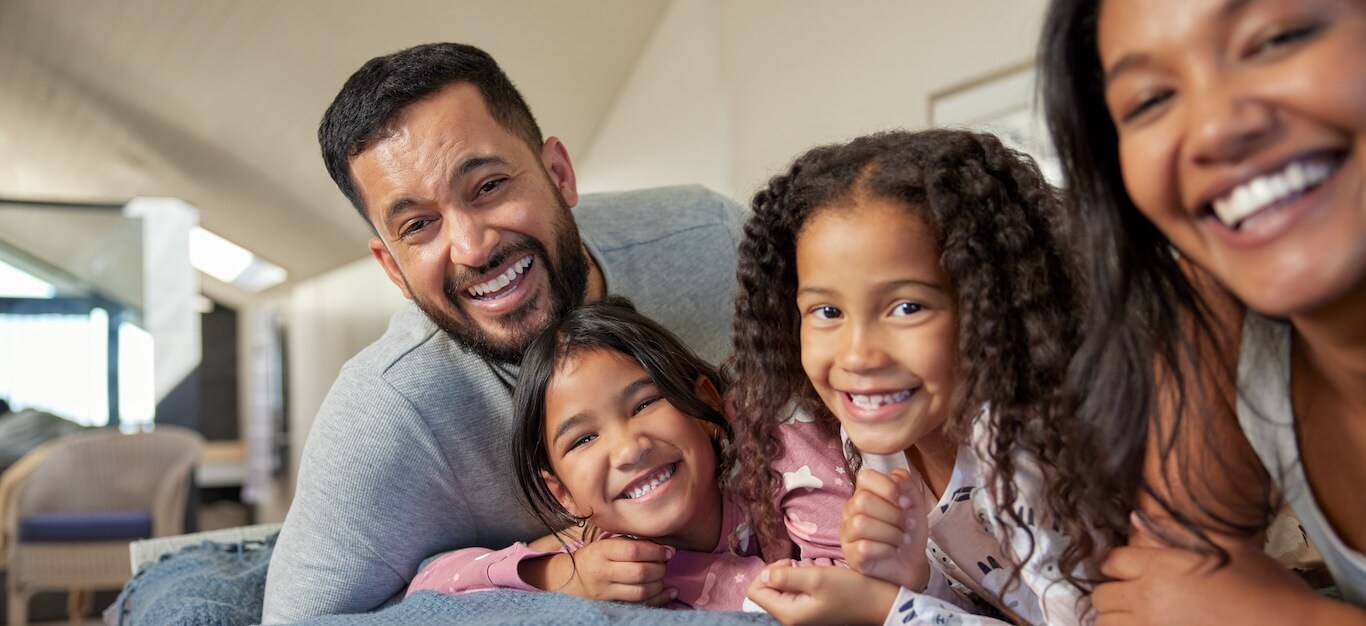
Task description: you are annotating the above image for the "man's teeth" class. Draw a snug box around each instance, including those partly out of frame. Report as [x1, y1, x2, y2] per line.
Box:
[624, 464, 675, 500]
[849, 390, 912, 411]
[1212, 160, 1334, 229]
[468, 256, 532, 297]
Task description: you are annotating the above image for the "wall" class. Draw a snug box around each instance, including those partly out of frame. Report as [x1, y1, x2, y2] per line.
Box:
[267, 1, 1051, 517]
[575, 0, 1050, 201]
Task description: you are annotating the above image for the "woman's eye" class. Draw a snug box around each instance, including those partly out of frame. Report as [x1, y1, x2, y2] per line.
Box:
[1122, 90, 1172, 123]
[1247, 24, 1320, 58]
[892, 302, 923, 316]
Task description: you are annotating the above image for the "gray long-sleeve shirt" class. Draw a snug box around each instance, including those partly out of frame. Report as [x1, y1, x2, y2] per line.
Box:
[262, 185, 746, 622]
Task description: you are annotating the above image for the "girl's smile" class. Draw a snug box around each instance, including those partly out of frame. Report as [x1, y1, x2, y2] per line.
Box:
[795, 198, 959, 458]
[540, 348, 723, 552]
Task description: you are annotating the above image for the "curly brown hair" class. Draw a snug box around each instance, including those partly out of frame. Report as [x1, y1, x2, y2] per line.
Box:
[725, 129, 1094, 586]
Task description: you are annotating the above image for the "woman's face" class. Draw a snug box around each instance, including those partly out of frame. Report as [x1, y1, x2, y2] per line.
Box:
[1098, 0, 1366, 317]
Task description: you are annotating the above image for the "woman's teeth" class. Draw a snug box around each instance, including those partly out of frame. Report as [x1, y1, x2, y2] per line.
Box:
[1212, 159, 1334, 229]
[849, 390, 912, 410]
[624, 464, 675, 500]
[468, 256, 532, 297]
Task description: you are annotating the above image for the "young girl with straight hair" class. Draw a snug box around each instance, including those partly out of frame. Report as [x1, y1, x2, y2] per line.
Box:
[729, 129, 1093, 625]
[1040, 0, 1366, 622]
[407, 296, 850, 612]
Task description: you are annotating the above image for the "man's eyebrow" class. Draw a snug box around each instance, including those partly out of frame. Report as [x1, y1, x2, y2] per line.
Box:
[383, 155, 510, 224]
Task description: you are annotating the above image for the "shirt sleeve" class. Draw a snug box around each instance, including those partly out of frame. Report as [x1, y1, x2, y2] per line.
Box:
[406, 543, 557, 597]
[772, 411, 853, 562]
[261, 376, 471, 623]
[665, 550, 768, 610]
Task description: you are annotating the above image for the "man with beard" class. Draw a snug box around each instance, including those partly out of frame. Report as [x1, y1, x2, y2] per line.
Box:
[262, 43, 743, 622]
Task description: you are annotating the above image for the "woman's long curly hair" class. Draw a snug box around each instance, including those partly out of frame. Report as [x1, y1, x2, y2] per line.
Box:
[724, 129, 1094, 584]
[1038, 0, 1273, 567]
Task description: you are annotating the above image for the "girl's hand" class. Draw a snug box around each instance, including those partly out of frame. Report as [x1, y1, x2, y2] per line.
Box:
[521, 537, 676, 605]
[840, 468, 929, 591]
[1094, 519, 1366, 626]
[746, 561, 898, 625]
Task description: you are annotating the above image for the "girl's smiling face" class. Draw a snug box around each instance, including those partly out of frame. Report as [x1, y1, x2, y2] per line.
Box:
[541, 348, 723, 551]
[795, 199, 959, 456]
[1098, 0, 1366, 317]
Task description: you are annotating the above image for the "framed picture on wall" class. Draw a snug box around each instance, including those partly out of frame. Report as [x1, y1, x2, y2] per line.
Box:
[929, 61, 1062, 186]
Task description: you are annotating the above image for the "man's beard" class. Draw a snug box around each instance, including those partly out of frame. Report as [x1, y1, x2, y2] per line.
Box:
[412, 205, 589, 364]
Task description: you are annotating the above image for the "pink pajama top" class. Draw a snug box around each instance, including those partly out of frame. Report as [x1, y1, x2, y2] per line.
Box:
[406, 412, 850, 611]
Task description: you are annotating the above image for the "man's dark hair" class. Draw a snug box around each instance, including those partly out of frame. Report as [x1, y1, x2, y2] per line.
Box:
[318, 42, 544, 219]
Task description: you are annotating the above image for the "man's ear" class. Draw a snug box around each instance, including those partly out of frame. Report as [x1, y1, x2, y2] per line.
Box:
[369, 236, 413, 300]
[540, 137, 579, 209]
[542, 470, 585, 518]
[693, 375, 723, 413]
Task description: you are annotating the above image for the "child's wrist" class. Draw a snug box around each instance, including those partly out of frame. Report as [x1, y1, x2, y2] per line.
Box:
[518, 553, 570, 591]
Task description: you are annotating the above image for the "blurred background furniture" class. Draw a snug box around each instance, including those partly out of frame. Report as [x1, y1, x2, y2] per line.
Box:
[1, 425, 203, 625]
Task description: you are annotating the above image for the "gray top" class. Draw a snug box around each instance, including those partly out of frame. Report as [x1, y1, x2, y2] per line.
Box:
[262, 185, 746, 623]
[1237, 312, 1366, 607]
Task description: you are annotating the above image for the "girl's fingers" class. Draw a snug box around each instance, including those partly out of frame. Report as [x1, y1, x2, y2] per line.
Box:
[843, 511, 910, 548]
[853, 469, 906, 506]
[843, 488, 906, 527]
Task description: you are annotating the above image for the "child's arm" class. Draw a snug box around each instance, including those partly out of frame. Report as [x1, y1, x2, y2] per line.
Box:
[771, 415, 856, 561]
[407, 537, 677, 606]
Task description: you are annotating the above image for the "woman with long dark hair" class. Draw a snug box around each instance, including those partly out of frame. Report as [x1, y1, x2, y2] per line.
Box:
[1040, 0, 1366, 622]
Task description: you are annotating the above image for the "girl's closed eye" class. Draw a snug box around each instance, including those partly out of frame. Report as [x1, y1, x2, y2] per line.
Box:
[568, 432, 596, 451]
[631, 396, 660, 416]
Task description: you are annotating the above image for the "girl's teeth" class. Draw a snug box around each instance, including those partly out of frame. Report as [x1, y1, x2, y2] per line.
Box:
[467, 256, 532, 297]
[625, 464, 675, 500]
[849, 390, 912, 410]
[1211, 160, 1334, 229]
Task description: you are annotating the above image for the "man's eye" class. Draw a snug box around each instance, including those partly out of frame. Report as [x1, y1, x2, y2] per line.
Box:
[401, 219, 432, 238]
[478, 178, 507, 196]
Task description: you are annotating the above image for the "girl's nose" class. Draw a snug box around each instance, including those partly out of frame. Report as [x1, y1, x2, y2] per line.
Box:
[836, 323, 890, 373]
[610, 431, 652, 469]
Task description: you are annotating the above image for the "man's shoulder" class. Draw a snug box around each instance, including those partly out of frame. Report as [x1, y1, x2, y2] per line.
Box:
[574, 185, 744, 248]
[327, 303, 487, 412]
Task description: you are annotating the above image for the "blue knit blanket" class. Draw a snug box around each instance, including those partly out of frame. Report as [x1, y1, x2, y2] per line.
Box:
[107, 535, 775, 625]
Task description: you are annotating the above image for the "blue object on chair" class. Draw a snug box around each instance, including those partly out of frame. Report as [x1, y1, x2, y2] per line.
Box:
[18, 510, 153, 542]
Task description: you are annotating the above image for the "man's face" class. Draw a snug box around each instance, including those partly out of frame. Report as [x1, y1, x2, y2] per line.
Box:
[353, 82, 591, 363]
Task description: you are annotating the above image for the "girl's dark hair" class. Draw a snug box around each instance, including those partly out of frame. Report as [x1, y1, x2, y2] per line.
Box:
[1039, 0, 1271, 576]
[512, 295, 731, 539]
[726, 129, 1086, 579]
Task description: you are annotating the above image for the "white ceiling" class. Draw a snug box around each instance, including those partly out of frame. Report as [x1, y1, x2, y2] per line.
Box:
[0, 0, 671, 303]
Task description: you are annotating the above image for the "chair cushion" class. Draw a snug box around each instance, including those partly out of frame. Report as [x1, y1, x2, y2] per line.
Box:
[18, 510, 153, 542]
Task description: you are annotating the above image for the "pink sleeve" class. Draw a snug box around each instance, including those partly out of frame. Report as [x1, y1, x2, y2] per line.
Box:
[773, 417, 852, 562]
[665, 550, 768, 610]
[405, 543, 560, 598]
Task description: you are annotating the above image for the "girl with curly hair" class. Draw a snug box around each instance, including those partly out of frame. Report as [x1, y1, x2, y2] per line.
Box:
[731, 129, 1091, 625]
[1040, 0, 1366, 623]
